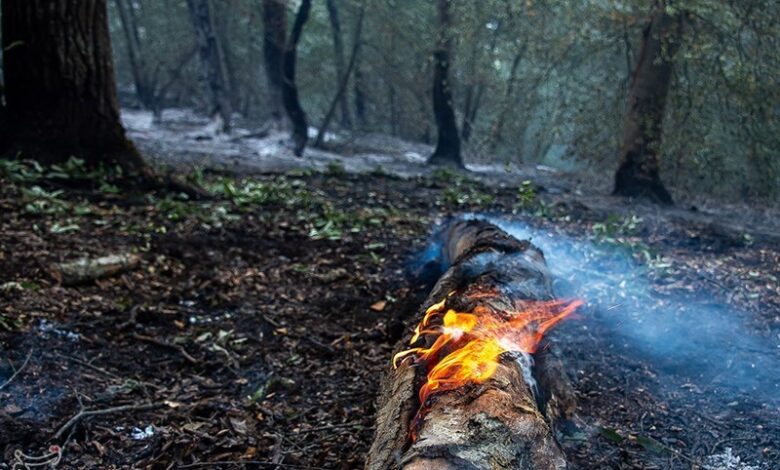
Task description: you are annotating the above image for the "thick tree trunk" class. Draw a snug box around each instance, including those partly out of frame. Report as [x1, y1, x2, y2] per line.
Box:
[186, 0, 233, 133]
[325, 0, 352, 129]
[283, 0, 312, 157]
[367, 220, 577, 470]
[0, 0, 146, 173]
[613, 8, 684, 205]
[428, 0, 463, 167]
[114, 0, 155, 108]
[261, 0, 287, 126]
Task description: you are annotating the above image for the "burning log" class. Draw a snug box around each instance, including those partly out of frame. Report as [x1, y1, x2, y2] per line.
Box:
[367, 219, 581, 470]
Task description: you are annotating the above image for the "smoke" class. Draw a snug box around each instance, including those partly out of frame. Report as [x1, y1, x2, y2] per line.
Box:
[410, 215, 780, 403]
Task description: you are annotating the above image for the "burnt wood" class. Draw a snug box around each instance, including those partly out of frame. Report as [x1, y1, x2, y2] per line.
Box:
[367, 219, 575, 470]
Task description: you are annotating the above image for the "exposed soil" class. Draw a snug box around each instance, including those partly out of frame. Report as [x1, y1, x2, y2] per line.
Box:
[1, 154, 778, 469]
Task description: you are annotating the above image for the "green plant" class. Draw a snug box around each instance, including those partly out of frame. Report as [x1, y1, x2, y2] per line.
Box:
[592, 214, 643, 239]
[326, 160, 347, 177]
[22, 186, 70, 215]
[515, 180, 537, 210]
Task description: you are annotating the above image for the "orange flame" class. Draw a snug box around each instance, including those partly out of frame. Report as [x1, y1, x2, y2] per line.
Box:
[394, 295, 582, 411]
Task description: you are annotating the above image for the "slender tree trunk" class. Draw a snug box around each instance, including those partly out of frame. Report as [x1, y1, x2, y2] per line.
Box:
[462, 22, 501, 143]
[186, 0, 233, 133]
[428, 0, 463, 167]
[353, 52, 367, 128]
[0, 0, 146, 173]
[325, 0, 352, 129]
[261, 0, 287, 126]
[487, 51, 523, 154]
[613, 7, 684, 205]
[114, 0, 154, 108]
[282, 0, 312, 156]
[315, 0, 366, 147]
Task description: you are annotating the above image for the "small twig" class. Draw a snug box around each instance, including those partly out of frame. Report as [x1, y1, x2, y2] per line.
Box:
[178, 461, 331, 469]
[56, 354, 121, 379]
[261, 315, 335, 356]
[132, 333, 198, 365]
[292, 422, 363, 435]
[0, 348, 34, 392]
[53, 402, 163, 440]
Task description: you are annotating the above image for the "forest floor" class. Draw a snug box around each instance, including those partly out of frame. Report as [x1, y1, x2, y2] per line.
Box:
[0, 110, 778, 469]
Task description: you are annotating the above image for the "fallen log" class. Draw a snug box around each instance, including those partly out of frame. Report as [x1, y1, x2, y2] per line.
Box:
[367, 219, 580, 470]
[52, 253, 140, 285]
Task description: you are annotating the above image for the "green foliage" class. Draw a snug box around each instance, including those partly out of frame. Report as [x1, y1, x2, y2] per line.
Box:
[592, 214, 643, 240]
[592, 214, 653, 261]
[514, 180, 537, 211]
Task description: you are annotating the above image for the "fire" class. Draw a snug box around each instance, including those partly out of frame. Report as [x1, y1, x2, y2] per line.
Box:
[394, 293, 582, 410]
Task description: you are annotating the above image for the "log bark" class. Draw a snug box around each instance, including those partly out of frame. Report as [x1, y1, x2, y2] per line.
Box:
[367, 220, 575, 470]
[53, 253, 140, 285]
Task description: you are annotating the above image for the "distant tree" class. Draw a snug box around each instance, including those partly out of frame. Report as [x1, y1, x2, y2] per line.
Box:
[261, 0, 287, 126]
[428, 0, 463, 167]
[353, 52, 367, 128]
[315, 0, 366, 147]
[114, 0, 155, 109]
[613, 4, 685, 205]
[282, 0, 313, 156]
[0, 0, 148, 175]
[325, 0, 353, 129]
[186, 0, 233, 132]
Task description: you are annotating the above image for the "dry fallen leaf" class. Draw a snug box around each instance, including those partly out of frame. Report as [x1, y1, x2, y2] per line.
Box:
[370, 300, 387, 312]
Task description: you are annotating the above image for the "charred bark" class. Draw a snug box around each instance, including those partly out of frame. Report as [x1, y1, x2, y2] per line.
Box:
[367, 220, 576, 470]
[283, 0, 312, 156]
[613, 7, 684, 205]
[186, 0, 233, 133]
[325, 0, 352, 129]
[0, 0, 146, 174]
[428, 0, 463, 168]
[261, 0, 287, 125]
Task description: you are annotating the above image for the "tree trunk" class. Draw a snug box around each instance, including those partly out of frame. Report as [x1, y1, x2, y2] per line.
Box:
[282, 0, 312, 157]
[186, 0, 233, 133]
[261, 0, 287, 126]
[613, 8, 684, 205]
[325, 0, 352, 129]
[114, 0, 155, 108]
[353, 52, 367, 128]
[315, 0, 366, 148]
[367, 219, 576, 470]
[0, 0, 146, 173]
[487, 51, 524, 154]
[428, 0, 463, 167]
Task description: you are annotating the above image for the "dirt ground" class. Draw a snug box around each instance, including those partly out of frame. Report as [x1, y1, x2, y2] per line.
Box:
[1, 155, 778, 469]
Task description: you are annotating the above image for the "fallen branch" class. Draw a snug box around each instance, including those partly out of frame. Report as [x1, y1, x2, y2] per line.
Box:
[0, 348, 33, 392]
[53, 402, 163, 440]
[132, 333, 199, 365]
